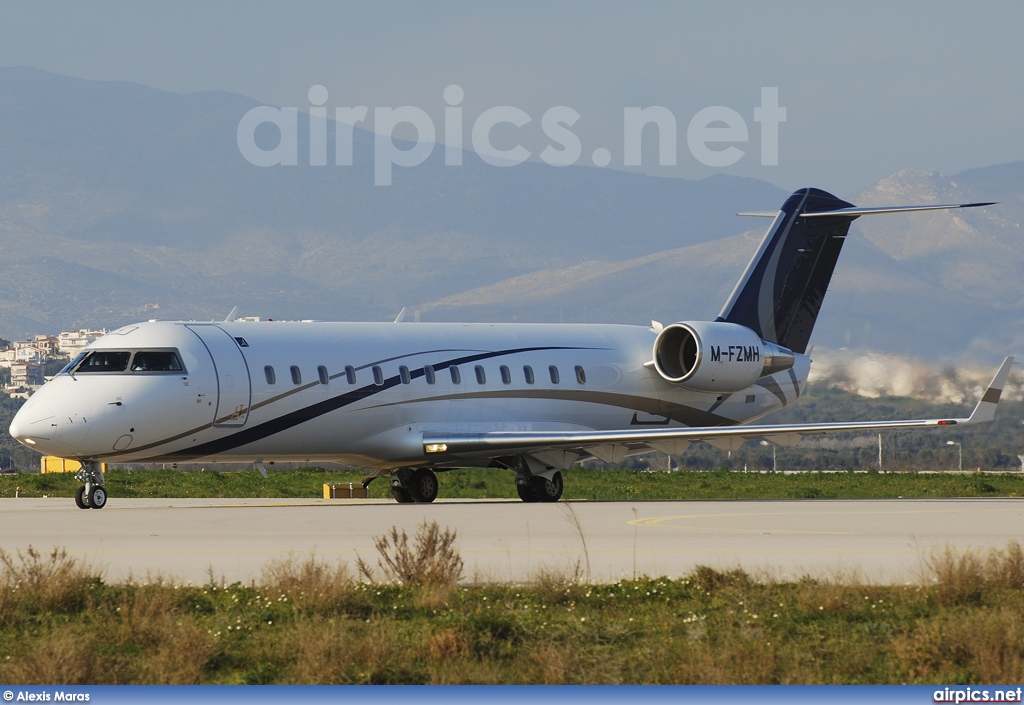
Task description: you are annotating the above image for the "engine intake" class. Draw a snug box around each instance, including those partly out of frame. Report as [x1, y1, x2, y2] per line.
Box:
[652, 321, 795, 393]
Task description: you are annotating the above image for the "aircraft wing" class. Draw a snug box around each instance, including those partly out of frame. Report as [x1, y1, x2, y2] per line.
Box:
[423, 357, 1013, 460]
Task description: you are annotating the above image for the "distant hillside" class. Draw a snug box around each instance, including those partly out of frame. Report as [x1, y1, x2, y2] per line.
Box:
[0, 67, 783, 339]
[850, 168, 1024, 358]
[0, 68, 1019, 364]
[425, 166, 1022, 362]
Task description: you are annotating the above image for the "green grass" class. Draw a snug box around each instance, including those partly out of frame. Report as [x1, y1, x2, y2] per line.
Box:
[2, 466, 1023, 500]
[1, 543, 1023, 684]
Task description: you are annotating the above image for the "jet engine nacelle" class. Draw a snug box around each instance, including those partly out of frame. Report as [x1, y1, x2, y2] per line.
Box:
[652, 321, 795, 393]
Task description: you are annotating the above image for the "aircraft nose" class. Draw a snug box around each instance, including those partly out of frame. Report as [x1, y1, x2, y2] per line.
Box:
[8, 407, 42, 449]
[8, 387, 78, 454]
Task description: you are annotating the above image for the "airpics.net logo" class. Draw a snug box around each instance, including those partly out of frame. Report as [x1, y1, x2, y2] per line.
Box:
[236, 85, 786, 186]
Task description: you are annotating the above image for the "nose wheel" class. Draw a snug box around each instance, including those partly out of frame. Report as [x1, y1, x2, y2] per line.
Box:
[88, 486, 107, 509]
[73, 462, 107, 510]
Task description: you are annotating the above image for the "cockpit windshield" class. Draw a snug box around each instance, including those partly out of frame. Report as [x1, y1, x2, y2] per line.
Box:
[130, 351, 183, 372]
[59, 352, 88, 375]
[76, 351, 131, 373]
[65, 349, 186, 375]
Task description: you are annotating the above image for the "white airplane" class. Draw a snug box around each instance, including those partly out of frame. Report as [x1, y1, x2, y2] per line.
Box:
[8, 188, 1011, 510]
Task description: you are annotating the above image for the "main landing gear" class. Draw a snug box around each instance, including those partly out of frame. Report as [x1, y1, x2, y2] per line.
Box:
[364, 460, 565, 504]
[515, 470, 563, 503]
[505, 454, 564, 503]
[73, 462, 107, 510]
[385, 468, 439, 504]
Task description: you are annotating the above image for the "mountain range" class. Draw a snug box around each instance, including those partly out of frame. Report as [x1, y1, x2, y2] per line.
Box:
[0, 67, 1020, 364]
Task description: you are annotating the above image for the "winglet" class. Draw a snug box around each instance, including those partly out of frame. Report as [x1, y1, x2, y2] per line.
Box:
[224, 306, 239, 322]
[393, 307, 407, 323]
[965, 356, 1014, 424]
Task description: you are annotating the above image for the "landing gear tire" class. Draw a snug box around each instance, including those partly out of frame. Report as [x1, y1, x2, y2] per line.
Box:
[391, 486, 415, 503]
[408, 468, 439, 503]
[516, 481, 539, 502]
[531, 471, 563, 502]
[74, 462, 106, 510]
[88, 486, 107, 510]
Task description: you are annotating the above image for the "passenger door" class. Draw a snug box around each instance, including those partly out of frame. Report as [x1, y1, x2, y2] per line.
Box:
[185, 324, 252, 427]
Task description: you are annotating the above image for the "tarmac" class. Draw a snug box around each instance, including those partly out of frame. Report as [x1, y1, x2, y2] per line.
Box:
[1, 497, 1021, 584]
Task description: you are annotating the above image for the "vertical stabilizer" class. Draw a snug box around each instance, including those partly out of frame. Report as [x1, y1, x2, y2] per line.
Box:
[719, 187, 857, 354]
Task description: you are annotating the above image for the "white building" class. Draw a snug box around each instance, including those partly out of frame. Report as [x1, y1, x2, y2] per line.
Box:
[32, 335, 60, 356]
[10, 362, 43, 387]
[58, 328, 108, 357]
[1, 342, 46, 366]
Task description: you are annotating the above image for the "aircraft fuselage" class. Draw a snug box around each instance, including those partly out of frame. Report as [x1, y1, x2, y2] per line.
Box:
[10, 320, 808, 468]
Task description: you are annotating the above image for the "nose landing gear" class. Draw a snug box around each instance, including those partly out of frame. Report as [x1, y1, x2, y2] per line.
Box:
[73, 462, 107, 510]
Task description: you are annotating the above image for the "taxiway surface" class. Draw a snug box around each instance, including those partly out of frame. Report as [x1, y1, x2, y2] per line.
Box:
[1, 497, 1021, 584]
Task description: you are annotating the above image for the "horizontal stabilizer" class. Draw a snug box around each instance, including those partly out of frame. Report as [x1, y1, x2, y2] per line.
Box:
[738, 202, 995, 219]
[801, 202, 996, 218]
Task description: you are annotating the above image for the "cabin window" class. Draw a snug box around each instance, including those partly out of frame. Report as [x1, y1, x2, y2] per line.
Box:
[424, 365, 436, 384]
[549, 365, 560, 384]
[345, 365, 356, 384]
[290, 366, 302, 385]
[372, 365, 384, 386]
[450, 366, 461, 385]
[745, 394, 756, 403]
[318, 366, 329, 385]
[523, 365, 535, 385]
[574, 365, 586, 385]
[500, 365, 511, 384]
[265, 366, 276, 385]
[475, 365, 486, 385]
[399, 365, 411, 385]
[76, 351, 131, 373]
[131, 351, 184, 372]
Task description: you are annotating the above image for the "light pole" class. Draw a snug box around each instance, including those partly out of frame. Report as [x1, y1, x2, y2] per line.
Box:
[760, 440, 776, 472]
[947, 440, 962, 473]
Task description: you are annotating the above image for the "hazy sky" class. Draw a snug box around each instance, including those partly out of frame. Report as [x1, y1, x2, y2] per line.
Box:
[2, 0, 1022, 194]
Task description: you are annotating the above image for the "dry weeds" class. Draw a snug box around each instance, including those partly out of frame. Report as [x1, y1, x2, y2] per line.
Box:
[2, 539, 1024, 684]
[691, 565, 754, 594]
[530, 560, 585, 602]
[261, 553, 357, 614]
[0, 546, 101, 617]
[357, 520, 463, 587]
[893, 607, 1024, 682]
[3, 628, 99, 684]
[925, 541, 1024, 604]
